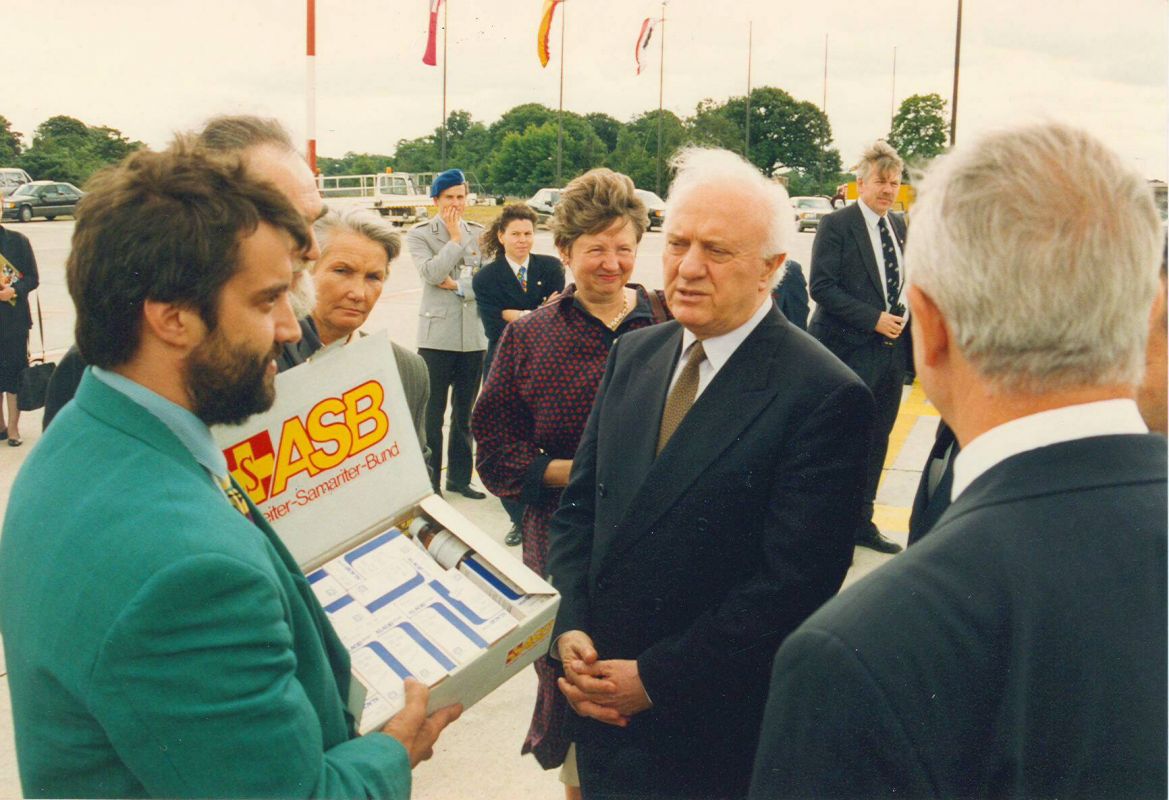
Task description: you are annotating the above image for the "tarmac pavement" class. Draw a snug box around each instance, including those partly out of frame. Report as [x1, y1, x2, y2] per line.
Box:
[0, 220, 938, 799]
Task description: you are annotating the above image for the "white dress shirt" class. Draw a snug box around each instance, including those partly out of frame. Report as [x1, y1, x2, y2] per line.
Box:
[950, 399, 1148, 501]
[857, 199, 905, 312]
[669, 296, 772, 400]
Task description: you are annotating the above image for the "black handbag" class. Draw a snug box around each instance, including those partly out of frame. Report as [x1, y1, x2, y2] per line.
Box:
[17, 294, 54, 412]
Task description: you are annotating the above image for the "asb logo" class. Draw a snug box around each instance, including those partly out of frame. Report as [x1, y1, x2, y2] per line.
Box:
[225, 431, 276, 504]
[223, 380, 390, 504]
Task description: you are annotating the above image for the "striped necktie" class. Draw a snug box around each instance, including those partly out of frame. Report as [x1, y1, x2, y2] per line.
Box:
[517, 263, 528, 292]
[215, 474, 253, 521]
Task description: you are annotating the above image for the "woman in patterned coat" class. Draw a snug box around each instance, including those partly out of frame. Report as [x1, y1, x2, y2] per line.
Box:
[471, 169, 669, 796]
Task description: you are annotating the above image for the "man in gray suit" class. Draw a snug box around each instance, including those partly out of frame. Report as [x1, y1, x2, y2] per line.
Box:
[406, 169, 488, 498]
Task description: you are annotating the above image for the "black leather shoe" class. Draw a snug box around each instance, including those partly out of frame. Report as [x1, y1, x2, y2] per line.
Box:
[504, 525, 523, 547]
[855, 523, 903, 554]
[445, 482, 487, 500]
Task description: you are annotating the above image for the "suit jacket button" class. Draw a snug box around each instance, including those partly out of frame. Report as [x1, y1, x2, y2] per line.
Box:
[596, 576, 609, 591]
[597, 483, 608, 498]
[695, 516, 709, 533]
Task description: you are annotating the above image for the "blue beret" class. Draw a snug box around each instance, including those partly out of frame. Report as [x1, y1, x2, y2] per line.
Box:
[430, 168, 467, 198]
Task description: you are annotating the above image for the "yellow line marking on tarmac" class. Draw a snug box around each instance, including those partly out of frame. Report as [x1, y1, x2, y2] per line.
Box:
[873, 381, 937, 536]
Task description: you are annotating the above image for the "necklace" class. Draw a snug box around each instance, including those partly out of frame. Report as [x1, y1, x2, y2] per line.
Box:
[605, 293, 632, 331]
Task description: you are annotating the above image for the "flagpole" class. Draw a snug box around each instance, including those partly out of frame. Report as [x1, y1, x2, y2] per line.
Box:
[822, 33, 828, 112]
[951, 0, 962, 145]
[655, 0, 666, 196]
[890, 45, 897, 131]
[744, 20, 752, 159]
[440, 0, 448, 169]
[306, 0, 317, 174]
[556, 0, 566, 186]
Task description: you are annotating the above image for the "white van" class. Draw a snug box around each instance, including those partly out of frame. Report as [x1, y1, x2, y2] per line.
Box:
[0, 168, 32, 197]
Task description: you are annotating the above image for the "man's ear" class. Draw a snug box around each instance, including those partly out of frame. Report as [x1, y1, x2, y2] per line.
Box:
[762, 253, 786, 287]
[141, 300, 205, 350]
[908, 284, 948, 369]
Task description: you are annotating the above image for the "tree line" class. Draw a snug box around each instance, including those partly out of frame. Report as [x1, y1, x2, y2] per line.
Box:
[1, 92, 949, 198]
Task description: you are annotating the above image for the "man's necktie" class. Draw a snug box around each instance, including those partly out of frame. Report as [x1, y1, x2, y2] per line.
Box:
[517, 264, 528, 292]
[877, 217, 901, 309]
[657, 342, 706, 455]
[216, 474, 254, 521]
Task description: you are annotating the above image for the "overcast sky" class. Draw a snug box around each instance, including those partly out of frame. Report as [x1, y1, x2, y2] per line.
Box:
[6, 0, 1167, 179]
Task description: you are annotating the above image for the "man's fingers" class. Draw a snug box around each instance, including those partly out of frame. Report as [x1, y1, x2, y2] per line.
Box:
[413, 703, 463, 763]
[558, 678, 629, 725]
[397, 678, 429, 727]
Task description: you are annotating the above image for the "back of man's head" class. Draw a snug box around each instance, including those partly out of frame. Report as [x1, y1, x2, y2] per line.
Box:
[67, 140, 309, 368]
[197, 115, 295, 154]
[908, 122, 1162, 393]
[665, 147, 793, 261]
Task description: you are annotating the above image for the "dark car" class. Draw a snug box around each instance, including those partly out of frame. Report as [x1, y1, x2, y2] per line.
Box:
[2, 181, 84, 222]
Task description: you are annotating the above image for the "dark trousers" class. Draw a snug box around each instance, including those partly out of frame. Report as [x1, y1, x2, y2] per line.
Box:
[577, 736, 739, 800]
[419, 348, 483, 490]
[858, 339, 906, 529]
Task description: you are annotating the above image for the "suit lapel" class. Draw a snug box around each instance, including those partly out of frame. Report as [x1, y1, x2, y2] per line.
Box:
[602, 311, 787, 568]
[589, 325, 682, 562]
[848, 204, 886, 299]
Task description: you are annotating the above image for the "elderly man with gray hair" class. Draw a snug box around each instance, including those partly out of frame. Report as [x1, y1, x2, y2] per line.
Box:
[750, 122, 1167, 799]
[809, 139, 909, 554]
[545, 147, 873, 799]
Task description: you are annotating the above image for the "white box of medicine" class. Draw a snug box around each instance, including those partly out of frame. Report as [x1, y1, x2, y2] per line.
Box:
[214, 331, 559, 733]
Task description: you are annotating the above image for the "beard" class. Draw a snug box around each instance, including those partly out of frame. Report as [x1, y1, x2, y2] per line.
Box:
[186, 327, 281, 427]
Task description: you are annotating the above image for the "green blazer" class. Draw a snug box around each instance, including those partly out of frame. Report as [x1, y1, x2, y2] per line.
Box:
[0, 372, 411, 798]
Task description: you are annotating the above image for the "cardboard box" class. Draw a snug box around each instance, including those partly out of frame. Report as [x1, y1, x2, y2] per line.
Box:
[213, 332, 559, 732]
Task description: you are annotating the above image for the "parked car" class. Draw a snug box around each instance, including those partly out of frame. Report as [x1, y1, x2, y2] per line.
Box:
[634, 189, 666, 230]
[790, 195, 834, 232]
[526, 187, 562, 224]
[1, 181, 84, 222]
[0, 168, 32, 198]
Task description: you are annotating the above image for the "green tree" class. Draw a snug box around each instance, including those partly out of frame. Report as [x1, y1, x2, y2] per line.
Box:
[390, 135, 441, 173]
[317, 152, 395, 176]
[688, 98, 742, 151]
[887, 93, 949, 164]
[486, 117, 606, 196]
[608, 110, 687, 193]
[0, 116, 24, 164]
[585, 112, 623, 154]
[18, 115, 143, 185]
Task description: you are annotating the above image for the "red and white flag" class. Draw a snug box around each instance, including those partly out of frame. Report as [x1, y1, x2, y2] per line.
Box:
[635, 16, 659, 75]
[422, 0, 443, 66]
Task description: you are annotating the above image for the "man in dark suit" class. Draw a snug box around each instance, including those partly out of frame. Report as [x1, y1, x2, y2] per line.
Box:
[809, 141, 909, 553]
[750, 122, 1167, 799]
[907, 418, 957, 544]
[770, 258, 808, 330]
[545, 147, 874, 799]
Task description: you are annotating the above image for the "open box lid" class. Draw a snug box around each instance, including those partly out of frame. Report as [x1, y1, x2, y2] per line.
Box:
[418, 494, 555, 597]
[213, 331, 431, 568]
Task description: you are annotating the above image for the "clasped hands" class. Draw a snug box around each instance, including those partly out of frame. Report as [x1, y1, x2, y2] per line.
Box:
[874, 311, 905, 339]
[556, 630, 651, 727]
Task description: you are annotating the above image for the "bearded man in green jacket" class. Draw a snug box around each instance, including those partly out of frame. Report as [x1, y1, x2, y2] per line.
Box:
[0, 142, 459, 799]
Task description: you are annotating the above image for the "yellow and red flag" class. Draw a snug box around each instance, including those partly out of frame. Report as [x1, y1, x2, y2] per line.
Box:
[537, 0, 564, 68]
